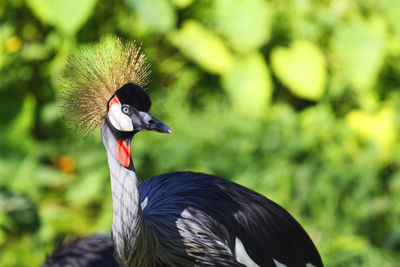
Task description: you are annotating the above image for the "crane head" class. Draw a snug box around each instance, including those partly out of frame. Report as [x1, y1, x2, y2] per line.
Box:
[59, 36, 169, 136]
[106, 83, 171, 134]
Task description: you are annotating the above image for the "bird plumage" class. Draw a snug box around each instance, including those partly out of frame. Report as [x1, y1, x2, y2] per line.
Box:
[58, 36, 323, 267]
[137, 171, 322, 267]
[43, 234, 118, 267]
[59, 36, 150, 135]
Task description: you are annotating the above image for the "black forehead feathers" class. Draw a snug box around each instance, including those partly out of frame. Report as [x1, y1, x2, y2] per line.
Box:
[115, 83, 151, 112]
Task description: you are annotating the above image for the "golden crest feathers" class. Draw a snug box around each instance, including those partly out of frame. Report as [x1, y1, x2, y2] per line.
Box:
[59, 36, 150, 135]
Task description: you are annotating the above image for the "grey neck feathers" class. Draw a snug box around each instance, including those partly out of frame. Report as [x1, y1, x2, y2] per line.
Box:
[101, 123, 143, 266]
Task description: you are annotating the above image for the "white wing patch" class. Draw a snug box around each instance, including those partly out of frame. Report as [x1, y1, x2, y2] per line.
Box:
[273, 258, 315, 267]
[273, 259, 287, 267]
[235, 237, 260, 267]
[141, 196, 148, 210]
[108, 103, 133, 132]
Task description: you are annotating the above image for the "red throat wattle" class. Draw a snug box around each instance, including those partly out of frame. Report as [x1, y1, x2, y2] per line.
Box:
[117, 139, 131, 167]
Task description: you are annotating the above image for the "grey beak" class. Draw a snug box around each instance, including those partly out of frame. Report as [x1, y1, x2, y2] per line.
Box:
[130, 110, 172, 134]
[145, 114, 172, 134]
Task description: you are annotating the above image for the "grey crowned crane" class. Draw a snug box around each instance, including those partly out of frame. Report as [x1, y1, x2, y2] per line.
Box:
[59, 36, 323, 267]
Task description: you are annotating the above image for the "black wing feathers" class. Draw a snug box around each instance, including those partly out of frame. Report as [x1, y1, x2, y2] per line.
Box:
[43, 234, 118, 267]
[139, 172, 323, 267]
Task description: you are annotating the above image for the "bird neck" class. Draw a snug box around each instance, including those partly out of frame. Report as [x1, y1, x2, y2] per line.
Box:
[101, 123, 142, 265]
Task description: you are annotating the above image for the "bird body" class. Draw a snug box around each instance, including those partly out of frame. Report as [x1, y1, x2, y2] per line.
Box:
[43, 234, 118, 267]
[102, 119, 322, 266]
[59, 37, 323, 267]
[139, 171, 322, 267]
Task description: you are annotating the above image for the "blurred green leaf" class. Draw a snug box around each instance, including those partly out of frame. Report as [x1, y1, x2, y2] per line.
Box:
[271, 40, 327, 100]
[170, 20, 233, 74]
[0, 25, 15, 70]
[21, 43, 51, 61]
[331, 16, 387, 93]
[125, 0, 176, 33]
[215, 0, 272, 52]
[0, 189, 39, 236]
[345, 106, 396, 162]
[66, 167, 107, 205]
[332, 235, 369, 254]
[40, 102, 60, 125]
[0, 0, 5, 18]
[8, 94, 36, 145]
[26, 0, 97, 34]
[39, 203, 93, 234]
[383, 0, 400, 36]
[171, 0, 193, 9]
[222, 52, 273, 117]
[299, 104, 335, 147]
[11, 154, 39, 197]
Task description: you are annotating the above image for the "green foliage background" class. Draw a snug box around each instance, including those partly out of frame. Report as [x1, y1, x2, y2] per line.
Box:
[1, 0, 400, 266]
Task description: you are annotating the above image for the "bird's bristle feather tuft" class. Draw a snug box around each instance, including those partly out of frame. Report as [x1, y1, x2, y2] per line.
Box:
[59, 36, 150, 135]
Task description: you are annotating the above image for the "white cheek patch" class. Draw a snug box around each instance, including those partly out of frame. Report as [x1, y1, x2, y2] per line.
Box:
[108, 103, 133, 132]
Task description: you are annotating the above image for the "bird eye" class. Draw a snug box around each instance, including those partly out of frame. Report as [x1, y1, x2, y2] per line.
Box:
[122, 106, 130, 114]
